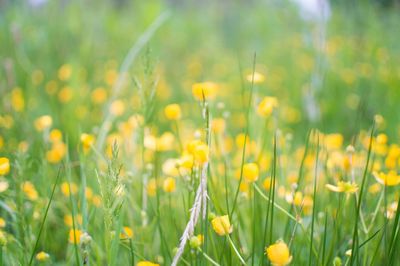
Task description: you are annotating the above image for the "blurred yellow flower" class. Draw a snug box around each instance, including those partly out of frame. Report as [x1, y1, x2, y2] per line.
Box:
[110, 100, 125, 116]
[21, 181, 38, 201]
[64, 214, 83, 227]
[243, 163, 259, 182]
[164, 104, 182, 120]
[81, 133, 95, 153]
[0, 218, 6, 228]
[257, 97, 278, 117]
[373, 171, 400, 186]
[246, 71, 265, 84]
[163, 177, 176, 193]
[189, 234, 204, 249]
[34, 115, 52, 132]
[147, 178, 157, 197]
[120, 226, 134, 239]
[58, 64, 72, 81]
[211, 118, 226, 134]
[36, 251, 50, 262]
[192, 82, 217, 101]
[325, 181, 358, 194]
[324, 133, 343, 151]
[266, 240, 292, 266]
[136, 261, 159, 266]
[68, 229, 82, 244]
[211, 215, 232, 236]
[91, 87, 107, 104]
[11, 88, 25, 112]
[193, 143, 209, 165]
[0, 157, 10, 176]
[61, 182, 78, 197]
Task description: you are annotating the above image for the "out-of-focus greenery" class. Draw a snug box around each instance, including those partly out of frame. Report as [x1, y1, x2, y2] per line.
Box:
[1, 0, 400, 265]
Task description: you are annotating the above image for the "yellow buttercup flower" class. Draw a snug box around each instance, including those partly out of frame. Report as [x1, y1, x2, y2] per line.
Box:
[257, 97, 278, 117]
[193, 143, 209, 165]
[11, 88, 25, 112]
[211, 118, 226, 134]
[211, 215, 233, 236]
[243, 163, 259, 182]
[68, 229, 82, 244]
[64, 214, 83, 227]
[58, 64, 72, 81]
[21, 181, 38, 201]
[136, 261, 159, 266]
[164, 104, 182, 120]
[147, 179, 157, 197]
[163, 177, 176, 193]
[0, 218, 6, 228]
[373, 171, 400, 186]
[246, 71, 265, 84]
[120, 226, 134, 239]
[324, 133, 343, 151]
[91, 87, 107, 104]
[61, 182, 78, 197]
[0, 157, 10, 176]
[325, 181, 358, 194]
[80, 133, 95, 153]
[192, 82, 217, 101]
[34, 115, 52, 132]
[36, 251, 50, 262]
[266, 240, 292, 266]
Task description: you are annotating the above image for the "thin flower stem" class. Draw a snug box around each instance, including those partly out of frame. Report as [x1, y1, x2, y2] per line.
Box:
[227, 235, 246, 265]
[198, 248, 221, 266]
[253, 183, 298, 222]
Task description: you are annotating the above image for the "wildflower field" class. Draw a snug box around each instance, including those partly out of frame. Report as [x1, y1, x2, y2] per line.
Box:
[1, 0, 400, 265]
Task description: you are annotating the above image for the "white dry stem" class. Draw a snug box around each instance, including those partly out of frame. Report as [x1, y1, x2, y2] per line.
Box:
[171, 162, 208, 266]
[96, 11, 170, 151]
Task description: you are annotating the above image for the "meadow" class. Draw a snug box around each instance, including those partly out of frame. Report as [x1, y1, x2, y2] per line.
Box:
[1, 0, 400, 265]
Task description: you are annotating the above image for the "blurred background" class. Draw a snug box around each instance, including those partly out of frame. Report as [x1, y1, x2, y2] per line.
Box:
[1, 0, 400, 143]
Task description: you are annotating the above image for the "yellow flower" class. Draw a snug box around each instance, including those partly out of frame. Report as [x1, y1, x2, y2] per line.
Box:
[58, 64, 72, 81]
[192, 82, 218, 101]
[164, 104, 182, 120]
[21, 181, 38, 201]
[266, 240, 292, 266]
[110, 100, 125, 116]
[64, 214, 83, 227]
[120, 226, 134, 239]
[211, 118, 226, 134]
[243, 163, 259, 182]
[147, 179, 157, 197]
[80, 133, 95, 153]
[263, 177, 272, 190]
[324, 134, 343, 151]
[68, 229, 82, 244]
[0, 218, 6, 228]
[49, 129, 63, 143]
[211, 215, 233, 236]
[136, 261, 159, 266]
[0, 157, 10, 176]
[36, 251, 50, 262]
[11, 88, 25, 112]
[373, 171, 400, 186]
[163, 177, 176, 193]
[325, 181, 359, 194]
[91, 87, 107, 104]
[34, 115, 52, 132]
[194, 143, 209, 165]
[61, 182, 78, 197]
[246, 71, 265, 84]
[46, 142, 67, 163]
[189, 234, 204, 249]
[257, 97, 278, 117]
